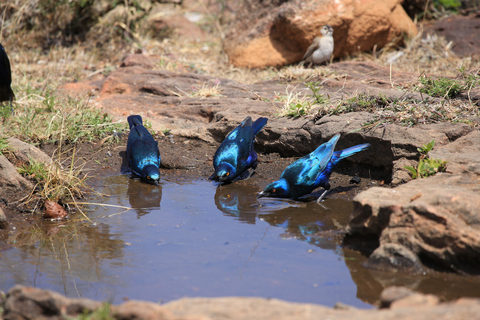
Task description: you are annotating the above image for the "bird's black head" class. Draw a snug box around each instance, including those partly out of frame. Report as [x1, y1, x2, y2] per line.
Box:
[142, 165, 160, 185]
[215, 163, 236, 183]
[257, 179, 290, 199]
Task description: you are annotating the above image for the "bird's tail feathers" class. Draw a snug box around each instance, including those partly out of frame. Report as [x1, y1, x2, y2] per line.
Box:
[333, 143, 370, 162]
[239, 116, 253, 128]
[252, 117, 268, 135]
[127, 115, 143, 129]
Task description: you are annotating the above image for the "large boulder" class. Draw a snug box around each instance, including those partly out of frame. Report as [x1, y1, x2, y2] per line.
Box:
[345, 131, 480, 274]
[223, 0, 418, 68]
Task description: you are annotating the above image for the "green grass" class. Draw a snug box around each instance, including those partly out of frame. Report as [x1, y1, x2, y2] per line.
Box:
[415, 69, 480, 99]
[274, 86, 312, 118]
[72, 303, 113, 320]
[275, 82, 331, 118]
[404, 140, 448, 179]
[0, 137, 9, 156]
[305, 81, 329, 105]
[1, 88, 122, 145]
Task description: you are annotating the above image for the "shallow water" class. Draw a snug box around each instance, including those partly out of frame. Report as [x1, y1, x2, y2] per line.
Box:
[1, 175, 480, 307]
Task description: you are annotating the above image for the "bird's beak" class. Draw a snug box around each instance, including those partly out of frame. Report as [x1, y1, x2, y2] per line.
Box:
[257, 191, 265, 199]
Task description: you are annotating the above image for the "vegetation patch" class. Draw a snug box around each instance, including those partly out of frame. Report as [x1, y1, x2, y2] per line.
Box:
[74, 303, 113, 320]
[405, 140, 448, 179]
[17, 149, 92, 210]
[0, 137, 9, 156]
[415, 69, 479, 99]
[274, 82, 330, 118]
[1, 81, 122, 145]
[274, 86, 313, 118]
[316, 91, 479, 128]
[0, 80, 122, 212]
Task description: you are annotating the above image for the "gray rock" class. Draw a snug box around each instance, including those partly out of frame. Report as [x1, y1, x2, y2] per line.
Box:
[3, 285, 480, 320]
[7, 137, 53, 166]
[346, 169, 480, 274]
[3, 285, 102, 320]
[0, 155, 34, 200]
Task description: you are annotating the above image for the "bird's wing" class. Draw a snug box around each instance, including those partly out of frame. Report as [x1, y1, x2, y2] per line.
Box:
[302, 37, 320, 61]
[282, 135, 338, 187]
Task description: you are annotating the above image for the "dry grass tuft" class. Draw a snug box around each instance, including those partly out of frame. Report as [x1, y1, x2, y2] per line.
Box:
[190, 82, 223, 98]
[17, 146, 92, 215]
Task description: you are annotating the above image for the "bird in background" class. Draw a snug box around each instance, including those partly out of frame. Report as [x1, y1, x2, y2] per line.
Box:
[300, 25, 334, 68]
[127, 115, 161, 185]
[209, 116, 268, 183]
[0, 43, 15, 113]
[258, 134, 370, 203]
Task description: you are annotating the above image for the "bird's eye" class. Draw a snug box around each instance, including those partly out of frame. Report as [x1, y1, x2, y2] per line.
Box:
[226, 172, 230, 176]
[147, 176, 151, 179]
[272, 188, 276, 193]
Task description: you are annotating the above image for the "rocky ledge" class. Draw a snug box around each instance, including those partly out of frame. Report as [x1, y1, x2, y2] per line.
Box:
[345, 130, 480, 274]
[60, 53, 480, 275]
[2, 285, 480, 320]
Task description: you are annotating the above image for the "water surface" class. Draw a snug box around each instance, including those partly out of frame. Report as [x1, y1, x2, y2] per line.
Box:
[1, 175, 480, 307]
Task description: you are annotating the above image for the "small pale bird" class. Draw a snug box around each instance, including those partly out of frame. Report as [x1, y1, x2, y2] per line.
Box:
[301, 25, 334, 67]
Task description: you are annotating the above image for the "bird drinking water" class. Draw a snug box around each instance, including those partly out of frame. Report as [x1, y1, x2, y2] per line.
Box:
[258, 134, 370, 202]
[127, 115, 161, 185]
[210, 116, 268, 183]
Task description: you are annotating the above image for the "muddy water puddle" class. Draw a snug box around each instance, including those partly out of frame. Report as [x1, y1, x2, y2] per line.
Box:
[1, 175, 480, 307]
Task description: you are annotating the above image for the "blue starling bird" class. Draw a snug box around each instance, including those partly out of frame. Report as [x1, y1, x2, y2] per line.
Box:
[210, 116, 268, 183]
[127, 115, 161, 185]
[0, 43, 15, 112]
[257, 134, 370, 202]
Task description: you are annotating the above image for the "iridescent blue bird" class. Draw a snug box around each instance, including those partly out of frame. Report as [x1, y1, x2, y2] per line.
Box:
[209, 116, 268, 183]
[0, 43, 15, 112]
[127, 115, 161, 185]
[257, 134, 370, 202]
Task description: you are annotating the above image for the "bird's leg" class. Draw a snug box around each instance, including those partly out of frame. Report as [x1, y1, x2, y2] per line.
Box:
[316, 189, 329, 203]
[9, 97, 14, 114]
[246, 168, 256, 179]
[246, 161, 258, 180]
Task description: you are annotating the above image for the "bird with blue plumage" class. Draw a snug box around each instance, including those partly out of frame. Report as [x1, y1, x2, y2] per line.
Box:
[258, 134, 370, 202]
[210, 116, 268, 183]
[126, 115, 161, 185]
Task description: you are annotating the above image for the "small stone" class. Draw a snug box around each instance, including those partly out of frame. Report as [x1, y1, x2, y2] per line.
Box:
[43, 201, 68, 221]
[349, 176, 361, 184]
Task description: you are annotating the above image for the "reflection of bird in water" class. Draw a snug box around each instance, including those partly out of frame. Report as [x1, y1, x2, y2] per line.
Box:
[127, 178, 162, 217]
[0, 43, 15, 112]
[214, 183, 260, 224]
[127, 115, 161, 185]
[210, 116, 268, 183]
[258, 203, 341, 251]
[258, 134, 370, 202]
